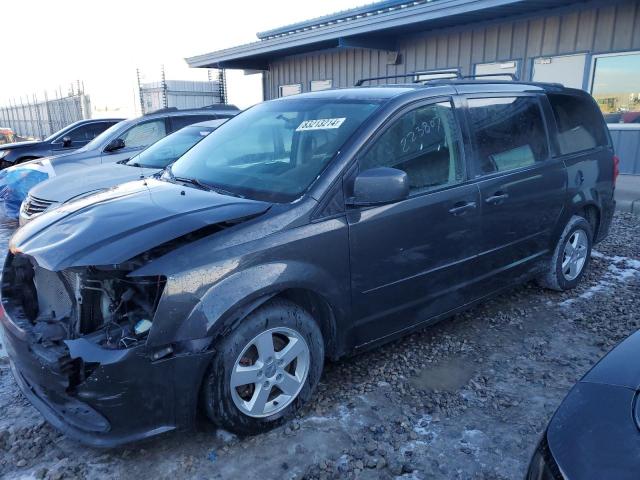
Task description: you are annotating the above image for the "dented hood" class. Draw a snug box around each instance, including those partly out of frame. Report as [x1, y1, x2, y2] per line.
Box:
[10, 178, 271, 271]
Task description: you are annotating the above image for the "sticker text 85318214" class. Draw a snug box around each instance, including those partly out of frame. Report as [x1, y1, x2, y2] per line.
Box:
[296, 118, 346, 131]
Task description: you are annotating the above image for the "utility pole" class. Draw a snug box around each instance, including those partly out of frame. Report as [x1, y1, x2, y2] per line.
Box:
[136, 68, 145, 114]
[161, 65, 168, 109]
[218, 68, 227, 104]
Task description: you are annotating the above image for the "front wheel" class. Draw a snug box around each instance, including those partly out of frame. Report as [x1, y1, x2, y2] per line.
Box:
[538, 215, 593, 291]
[202, 299, 324, 435]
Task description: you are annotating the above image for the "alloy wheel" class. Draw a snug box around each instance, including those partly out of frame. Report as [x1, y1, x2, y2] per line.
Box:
[230, 327, 310, 418]
[562, 229, 589, 281]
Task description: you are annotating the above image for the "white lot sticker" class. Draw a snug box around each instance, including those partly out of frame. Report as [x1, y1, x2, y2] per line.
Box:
[296, 117, 346, 131]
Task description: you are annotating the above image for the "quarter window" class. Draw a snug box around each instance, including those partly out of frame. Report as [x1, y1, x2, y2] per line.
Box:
[119, 119, 166, 149]
[359, 102, 464, 194]
[548, 94, 609, 155]
[468, 97, 548, 176]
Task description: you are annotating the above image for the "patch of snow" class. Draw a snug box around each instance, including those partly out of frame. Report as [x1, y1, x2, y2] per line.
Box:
[215, 429, 237, 444]
[561, 251, 640, 306]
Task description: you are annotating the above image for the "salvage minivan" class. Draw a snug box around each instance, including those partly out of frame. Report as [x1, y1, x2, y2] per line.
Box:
[0, 78, 617, 446]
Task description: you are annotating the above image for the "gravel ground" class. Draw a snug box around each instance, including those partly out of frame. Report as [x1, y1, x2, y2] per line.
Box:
[0, 213, 638, 480]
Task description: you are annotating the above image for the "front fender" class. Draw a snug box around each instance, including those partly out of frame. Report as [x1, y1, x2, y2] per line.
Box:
[147, 261, 347, 347]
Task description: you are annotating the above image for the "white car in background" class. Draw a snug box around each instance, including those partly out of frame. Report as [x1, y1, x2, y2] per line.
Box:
[20, 119, 228, 225]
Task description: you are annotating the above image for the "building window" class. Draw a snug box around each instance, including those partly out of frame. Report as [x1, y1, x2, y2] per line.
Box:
[591, 52, 640, 124]
[310, 80, 332, 91]
[474, 61, 519, 80]
[532, 54, 586, 90]
[279, 84, 302, 97]
[414, 69, 460, 82]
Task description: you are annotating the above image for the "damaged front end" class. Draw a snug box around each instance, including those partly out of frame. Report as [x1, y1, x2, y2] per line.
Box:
[0, 252, 213, 447]
[5, 253, 165, 349]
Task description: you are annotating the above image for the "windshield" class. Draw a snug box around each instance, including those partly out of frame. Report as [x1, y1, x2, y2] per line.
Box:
[169, 99, 381, 202]
[77, 120, 127, 152]
[126, 125, 214, 168]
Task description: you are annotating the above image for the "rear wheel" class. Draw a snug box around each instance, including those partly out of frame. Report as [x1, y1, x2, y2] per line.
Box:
[538, 215, 592, 291]
[202, 299, 324, 435]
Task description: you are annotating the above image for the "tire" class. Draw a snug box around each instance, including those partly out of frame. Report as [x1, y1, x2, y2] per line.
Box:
[202, 299, 324, 435]
[538, 215, 593, 291]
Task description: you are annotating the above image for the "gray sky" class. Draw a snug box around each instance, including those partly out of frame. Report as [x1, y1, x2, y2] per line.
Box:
[2, 0, 368, 116]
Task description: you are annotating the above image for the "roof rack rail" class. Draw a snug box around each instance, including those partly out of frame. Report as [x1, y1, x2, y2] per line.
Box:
[355, 73, 429, 87]
[356, 69, 465, 86]
[356, 70, 520, 87]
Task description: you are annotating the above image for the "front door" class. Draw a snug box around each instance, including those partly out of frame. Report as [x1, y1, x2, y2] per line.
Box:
[464, 95, 567, 290]
[347, 99, 484, 345]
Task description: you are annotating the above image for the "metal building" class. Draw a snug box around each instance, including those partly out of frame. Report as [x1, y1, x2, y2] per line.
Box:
[139, 80, 225, 114]
[187, 0, 640, 173]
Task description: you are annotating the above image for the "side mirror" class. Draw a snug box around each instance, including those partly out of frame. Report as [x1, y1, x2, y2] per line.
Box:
[104, 138, 125, 152]
[62, 136, 72, 148]
[348, 167, 409, 207]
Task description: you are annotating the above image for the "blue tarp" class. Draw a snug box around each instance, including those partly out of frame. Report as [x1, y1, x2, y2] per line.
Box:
[0, 167, 51, 219]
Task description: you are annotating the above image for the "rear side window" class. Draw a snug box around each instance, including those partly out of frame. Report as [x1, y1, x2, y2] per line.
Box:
[468, 96, 549, 176]
[547, 93, 609, 155]
[119, 119, 166, 149]
[170, 115, 216, 131]
[66, 123, 111, 142]
[359, 101, 464, 194]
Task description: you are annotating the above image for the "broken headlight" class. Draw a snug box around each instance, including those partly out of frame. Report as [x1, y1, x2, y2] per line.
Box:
[66, 267, 166, 348]
[3, 254, 166, 349]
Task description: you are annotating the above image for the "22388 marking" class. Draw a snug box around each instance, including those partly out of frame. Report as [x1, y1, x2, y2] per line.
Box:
[400, 117, 442, 153]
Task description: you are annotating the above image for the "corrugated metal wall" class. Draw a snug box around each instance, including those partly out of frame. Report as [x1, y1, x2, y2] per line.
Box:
[140, 80, 222, 114]
[266, 0, 640, 99]
[609, 126, 640, 174]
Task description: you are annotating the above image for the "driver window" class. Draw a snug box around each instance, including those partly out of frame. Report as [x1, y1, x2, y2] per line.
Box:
[359, 101, 464, 194]
[119, 119, 166, 149]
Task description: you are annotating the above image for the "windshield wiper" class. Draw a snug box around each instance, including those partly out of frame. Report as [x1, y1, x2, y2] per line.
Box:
[173, 176, 212, 191]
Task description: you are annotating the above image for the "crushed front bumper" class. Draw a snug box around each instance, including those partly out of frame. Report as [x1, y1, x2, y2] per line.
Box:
[0, 305, 214, 448]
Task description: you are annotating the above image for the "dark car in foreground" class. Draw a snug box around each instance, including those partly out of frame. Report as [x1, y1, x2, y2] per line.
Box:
[527, 330, 640, 480]
[19, 118, 228, 225]
[0, 79, 617, 447]
[0, 119, 122, 168]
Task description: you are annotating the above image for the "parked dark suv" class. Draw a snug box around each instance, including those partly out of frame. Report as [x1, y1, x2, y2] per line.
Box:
[0, 119, 122, 169]
[0, 79, 616, 447]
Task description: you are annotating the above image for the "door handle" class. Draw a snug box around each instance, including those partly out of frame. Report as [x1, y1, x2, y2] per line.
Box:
[448, 201, 477, 215]
[485, 192, 509, 205]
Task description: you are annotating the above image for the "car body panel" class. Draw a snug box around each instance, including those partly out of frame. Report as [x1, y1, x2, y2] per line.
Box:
[538, 331, 640, 480]
[10, 178, 272, 271]
[347, 182, 484, 344]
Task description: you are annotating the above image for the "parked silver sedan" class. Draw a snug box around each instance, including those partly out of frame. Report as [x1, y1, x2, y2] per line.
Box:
[19, 119, 227, 225]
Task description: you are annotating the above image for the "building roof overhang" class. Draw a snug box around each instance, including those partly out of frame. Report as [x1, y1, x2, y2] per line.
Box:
[185, 0, 588, 70]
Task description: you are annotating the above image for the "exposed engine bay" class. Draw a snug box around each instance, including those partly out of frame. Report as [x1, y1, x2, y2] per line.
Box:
[3, 253, 165, 349]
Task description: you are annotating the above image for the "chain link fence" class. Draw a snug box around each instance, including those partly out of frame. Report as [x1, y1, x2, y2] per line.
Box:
[0, 90, 91, 140]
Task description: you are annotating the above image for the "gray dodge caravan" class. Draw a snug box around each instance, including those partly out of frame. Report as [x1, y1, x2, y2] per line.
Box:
[0, 78, 616, 446]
